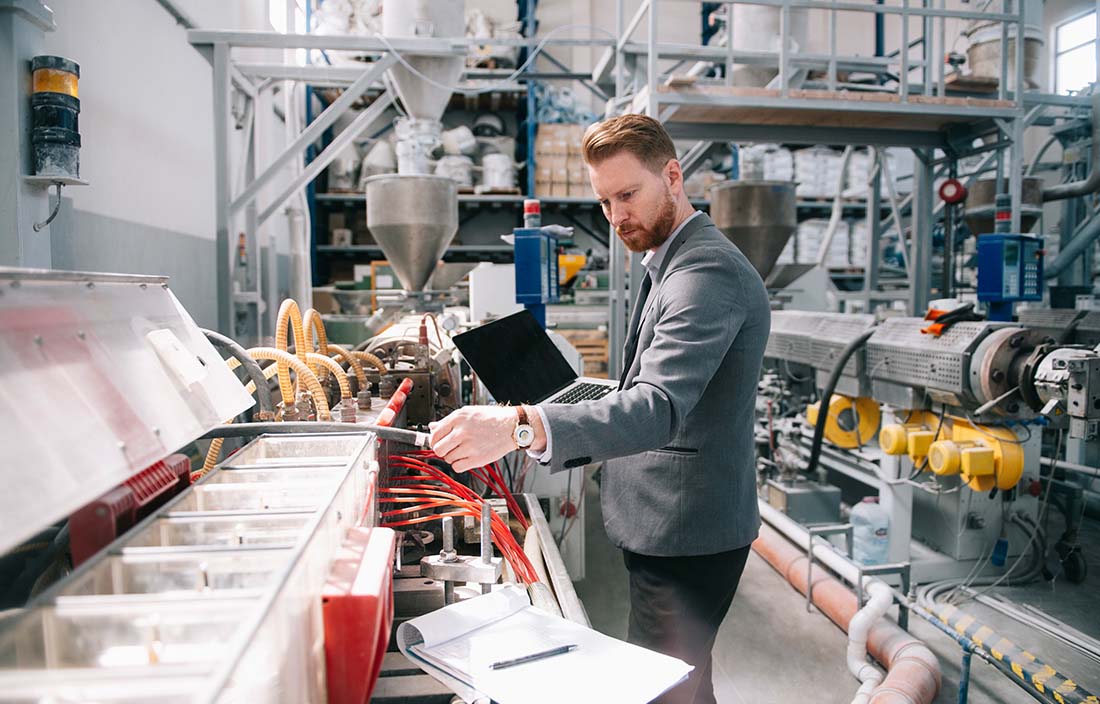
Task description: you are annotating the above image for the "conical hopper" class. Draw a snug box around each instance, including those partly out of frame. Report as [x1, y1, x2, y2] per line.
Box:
[428, 262, 477, 290]
[708, 180, 797, 279]
[382, 0, 465, 122]
[365, 174, 458, 291]
[388, 58, 465, 122]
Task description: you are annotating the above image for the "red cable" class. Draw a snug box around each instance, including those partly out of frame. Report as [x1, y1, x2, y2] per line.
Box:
[380, 469, 540, 583]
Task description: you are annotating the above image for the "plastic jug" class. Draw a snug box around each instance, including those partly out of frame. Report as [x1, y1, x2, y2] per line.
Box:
[851, 497, 890, 565]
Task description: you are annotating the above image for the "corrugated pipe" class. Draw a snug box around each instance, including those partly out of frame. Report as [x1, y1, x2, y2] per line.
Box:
[1043, 91, 1100, 202]
[754, 508, 941, 704]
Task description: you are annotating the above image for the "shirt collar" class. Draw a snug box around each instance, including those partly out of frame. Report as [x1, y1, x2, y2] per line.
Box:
[641, 210, 703, 277]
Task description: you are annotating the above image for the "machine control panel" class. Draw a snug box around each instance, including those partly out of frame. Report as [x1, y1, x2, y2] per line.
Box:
[977, 233, 1044, 302]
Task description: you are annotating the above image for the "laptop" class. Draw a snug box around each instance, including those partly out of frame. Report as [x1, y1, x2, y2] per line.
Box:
[453, 309, 618, 405]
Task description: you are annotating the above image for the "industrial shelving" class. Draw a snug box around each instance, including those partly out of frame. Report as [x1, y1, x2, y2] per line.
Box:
[596, 0, 1090, 376]
[188, 15, 615, 342]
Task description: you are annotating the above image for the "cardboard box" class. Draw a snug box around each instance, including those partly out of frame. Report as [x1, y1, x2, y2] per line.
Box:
[535, 179, 554, 197]
[535, 124, 587, 157]
[535, 124, 569, 156]
[538, 154, 568, 172]
[568, 180, 591, 198]
[550, 181, 570, 197]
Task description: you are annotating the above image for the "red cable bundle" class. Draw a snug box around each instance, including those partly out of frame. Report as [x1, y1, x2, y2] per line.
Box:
[405, 451, 528, 530]
[383, 455, 540, 584]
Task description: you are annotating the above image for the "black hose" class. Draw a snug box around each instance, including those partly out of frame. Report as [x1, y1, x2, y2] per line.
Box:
[1, 523, 70, 608]
[805, 330, 876, 477]
[199, 421, 430, 448]
[202, 329, 274, 416]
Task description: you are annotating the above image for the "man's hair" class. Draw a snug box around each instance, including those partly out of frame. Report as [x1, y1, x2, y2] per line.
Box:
[581, 114, 677, 174]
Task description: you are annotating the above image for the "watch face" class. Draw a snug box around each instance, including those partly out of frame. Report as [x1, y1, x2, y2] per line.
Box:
[515, 425, 534, 448]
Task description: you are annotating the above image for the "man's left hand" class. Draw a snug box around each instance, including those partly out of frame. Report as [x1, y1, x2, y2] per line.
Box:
[429, 406, 517, 473]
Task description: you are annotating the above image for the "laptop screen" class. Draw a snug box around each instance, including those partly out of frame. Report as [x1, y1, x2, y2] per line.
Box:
[453, 309, 579, 404]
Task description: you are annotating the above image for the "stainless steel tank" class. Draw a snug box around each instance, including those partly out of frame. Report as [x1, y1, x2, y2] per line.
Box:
[365, 174, 458, 291]
[708, 180, 797, 279]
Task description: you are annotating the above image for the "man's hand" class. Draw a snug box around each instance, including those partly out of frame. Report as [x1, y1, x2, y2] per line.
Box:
[429, 406, 519, 473]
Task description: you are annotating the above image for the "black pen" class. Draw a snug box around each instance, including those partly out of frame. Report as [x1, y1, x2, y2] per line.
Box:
[489, 644, 578, 670]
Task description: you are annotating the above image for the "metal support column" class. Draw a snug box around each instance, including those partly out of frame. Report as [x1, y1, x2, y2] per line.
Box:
[609, 0, 627, 379]
[1009, 115, 1025, 233]
[864, 163, 883, 308]
[909, 149, 934, 314]
[213, 41, 233, 334]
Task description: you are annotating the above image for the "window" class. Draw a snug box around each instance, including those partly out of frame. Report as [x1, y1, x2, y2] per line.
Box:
[1055, 11, 1098, 95]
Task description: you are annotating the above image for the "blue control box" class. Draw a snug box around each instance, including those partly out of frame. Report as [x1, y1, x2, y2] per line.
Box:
[977, 233, 1043, 304]
[513, 227, 560, 327]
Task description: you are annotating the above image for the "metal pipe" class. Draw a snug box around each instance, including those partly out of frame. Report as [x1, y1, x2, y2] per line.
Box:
[199, 421, 430, 448]
[1040, 455, 1100, 479]
[522, 493, 589, 626]
[1044, 210, 1100, 279]
[1043, 92, 1100, 202]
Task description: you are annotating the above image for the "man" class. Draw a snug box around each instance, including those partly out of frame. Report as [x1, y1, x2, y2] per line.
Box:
[429, 114, 770, 704]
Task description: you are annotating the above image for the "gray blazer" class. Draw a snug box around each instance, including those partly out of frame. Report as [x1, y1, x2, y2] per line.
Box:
[538, 213, 770, 556]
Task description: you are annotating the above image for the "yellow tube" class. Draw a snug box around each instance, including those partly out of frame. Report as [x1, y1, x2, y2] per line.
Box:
[352, 350, 389, 376]
[303, 308, 330, 357]
[200, 363, 280, 478]
[306, 352, 351, 399]
[275, 299, 311, 390]
[247, 346, 331, 420]
[328, 343, 368, 389]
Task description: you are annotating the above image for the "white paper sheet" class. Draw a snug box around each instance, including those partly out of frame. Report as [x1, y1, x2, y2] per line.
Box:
[397, 586, 692, 704]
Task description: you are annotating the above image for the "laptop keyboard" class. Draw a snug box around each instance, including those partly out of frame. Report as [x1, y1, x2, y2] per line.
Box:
[549, 382, 615, 404]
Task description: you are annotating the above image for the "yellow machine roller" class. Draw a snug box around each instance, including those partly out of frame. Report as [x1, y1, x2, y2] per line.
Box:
[806, 395, 881, 449]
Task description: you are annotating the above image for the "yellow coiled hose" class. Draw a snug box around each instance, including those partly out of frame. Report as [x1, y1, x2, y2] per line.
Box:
[303, 308, 330, 357]
[352, 350, 389, 376]
[328, 343, 368, 390]
[275, 299, 311, 398]
[306, 352, 351, 400]
[248, 347, 329, 420]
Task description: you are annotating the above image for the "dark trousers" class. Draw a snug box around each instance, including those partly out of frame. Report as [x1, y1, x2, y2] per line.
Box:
[622, 544, 752, 704]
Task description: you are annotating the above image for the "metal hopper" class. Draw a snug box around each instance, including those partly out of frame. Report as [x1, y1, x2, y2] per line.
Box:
[708, 180, 798, 280]
[365, 174, 458, 292]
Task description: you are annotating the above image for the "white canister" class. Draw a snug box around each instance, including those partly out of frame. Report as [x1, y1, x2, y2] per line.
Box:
[480, 153, 516, 190]
[435, 155, 474, 186]
[442, 125, 478, 155]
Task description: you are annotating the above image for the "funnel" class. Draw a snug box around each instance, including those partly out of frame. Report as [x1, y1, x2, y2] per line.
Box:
[382, 0, 465, 122]
[365, 174, 458, 291]
[428, 262, 477, 290]
[709, 180, 797, 279]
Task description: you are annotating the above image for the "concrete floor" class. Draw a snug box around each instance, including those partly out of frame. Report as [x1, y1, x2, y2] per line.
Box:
[572, 469, 1100, 703]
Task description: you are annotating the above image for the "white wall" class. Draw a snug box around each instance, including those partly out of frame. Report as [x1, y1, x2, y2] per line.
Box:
[40, 0, 274, 241]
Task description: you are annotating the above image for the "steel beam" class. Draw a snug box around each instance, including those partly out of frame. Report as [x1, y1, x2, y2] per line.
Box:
[213, 41, 232, 334]
[258, 90, 394, 226]
[232, 55, 395, 217]
[908, 150, 935, 314]
[618, 0, 650, 51]
[664, 123, 947, 149]
[189, 29, 608, 51]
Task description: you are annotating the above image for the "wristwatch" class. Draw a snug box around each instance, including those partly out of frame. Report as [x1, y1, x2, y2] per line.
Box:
[513, 406, 535, 449]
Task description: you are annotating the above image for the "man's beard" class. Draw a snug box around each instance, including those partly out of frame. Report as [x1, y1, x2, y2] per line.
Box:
[616, 188, 677, 253]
